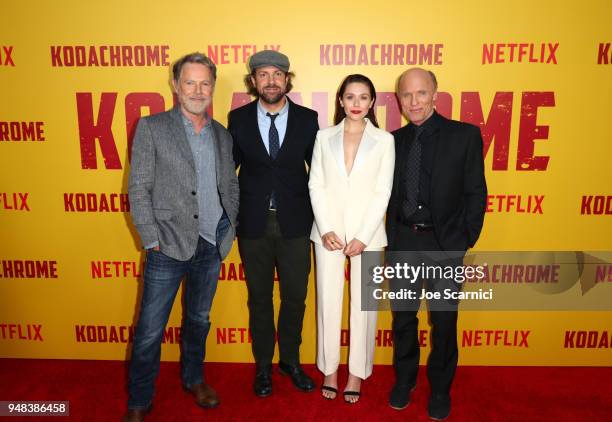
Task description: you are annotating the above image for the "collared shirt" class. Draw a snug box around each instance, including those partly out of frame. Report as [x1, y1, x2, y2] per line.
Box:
[415, 111, 438, 211]
[400, 111, 439, 224]
[181, 113, 223, 246]
[256, 97, 289, 154]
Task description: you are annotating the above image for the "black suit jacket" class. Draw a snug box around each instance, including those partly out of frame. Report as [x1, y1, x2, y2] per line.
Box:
[386, 111, 487, 251]
[228, 98, 319, 239]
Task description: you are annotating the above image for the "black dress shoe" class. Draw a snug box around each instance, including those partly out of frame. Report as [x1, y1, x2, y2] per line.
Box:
[254, 363, 272, 397]
[278, 361, 314, 392]
[389, 383, 416, 410]
[428, 394, 451, 421]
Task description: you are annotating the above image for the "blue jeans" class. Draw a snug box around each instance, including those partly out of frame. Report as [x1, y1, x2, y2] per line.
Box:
[127, 214, 229, 409]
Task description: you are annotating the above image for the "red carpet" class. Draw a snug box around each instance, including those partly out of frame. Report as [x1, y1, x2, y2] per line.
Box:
[0, 359, 610, 421]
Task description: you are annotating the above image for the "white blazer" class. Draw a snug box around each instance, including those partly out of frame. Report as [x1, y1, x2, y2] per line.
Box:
[309, 118, 395, 249]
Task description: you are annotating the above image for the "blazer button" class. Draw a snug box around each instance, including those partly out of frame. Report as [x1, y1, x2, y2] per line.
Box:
[194, 214, 198, 219]
[191, 191, 196, 195]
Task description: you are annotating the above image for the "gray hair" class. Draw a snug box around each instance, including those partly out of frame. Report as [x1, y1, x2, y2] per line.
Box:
[172, 52, 217, 83]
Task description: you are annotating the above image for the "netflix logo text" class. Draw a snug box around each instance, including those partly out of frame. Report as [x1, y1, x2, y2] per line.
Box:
[0, 46, 15, 66]
[0, 193, 30, 211]
[595, 266, 612, 283]
[91, 261, 143, 279]
[486, 194, 544, 214]
[207, 44, 280, 64]
[462, 330, 530, 347]
[0, 324, 43, 341]
[482, 42, 558, 64]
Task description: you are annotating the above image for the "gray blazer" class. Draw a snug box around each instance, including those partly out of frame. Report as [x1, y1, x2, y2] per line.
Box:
[128, 107, 239, 261]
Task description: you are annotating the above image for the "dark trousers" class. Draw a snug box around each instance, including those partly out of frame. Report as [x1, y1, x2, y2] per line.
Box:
[238, 211, 311, 366]
[389, 223, 461, 395]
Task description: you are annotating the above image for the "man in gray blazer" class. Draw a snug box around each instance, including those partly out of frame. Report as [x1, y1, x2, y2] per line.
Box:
[124, 52, 239, 422]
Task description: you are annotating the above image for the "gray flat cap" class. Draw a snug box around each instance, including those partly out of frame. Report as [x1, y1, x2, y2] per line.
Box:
[248, 50, 290, 73]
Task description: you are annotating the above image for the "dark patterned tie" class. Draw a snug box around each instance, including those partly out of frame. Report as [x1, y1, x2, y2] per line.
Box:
[267, 112, 280, 209]
[401, 125, 424, 218]
[267, 112, 280, 159]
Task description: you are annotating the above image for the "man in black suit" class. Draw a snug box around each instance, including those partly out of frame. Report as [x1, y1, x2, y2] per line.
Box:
[228, 50, 318, 397]
[386, 68, 487, 420]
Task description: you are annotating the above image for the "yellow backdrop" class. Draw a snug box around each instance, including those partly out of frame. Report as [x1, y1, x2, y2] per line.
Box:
[1, 0, 611, 366]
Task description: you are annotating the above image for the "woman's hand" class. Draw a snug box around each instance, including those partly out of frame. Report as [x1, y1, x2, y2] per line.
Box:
[321, 231, 345, 251]
[343, 238, 366, 257]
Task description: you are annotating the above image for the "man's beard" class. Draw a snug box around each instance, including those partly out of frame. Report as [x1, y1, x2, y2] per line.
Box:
[259, 85, 285, 105]
[183, 97, 209, 115]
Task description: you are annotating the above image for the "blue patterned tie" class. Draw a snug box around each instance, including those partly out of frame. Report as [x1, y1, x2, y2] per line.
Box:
[267, 112, 279, 209]
[267, 113, 280, 159]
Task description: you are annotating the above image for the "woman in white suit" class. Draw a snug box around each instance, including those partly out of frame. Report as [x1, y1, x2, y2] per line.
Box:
[309, 74, 395, 403]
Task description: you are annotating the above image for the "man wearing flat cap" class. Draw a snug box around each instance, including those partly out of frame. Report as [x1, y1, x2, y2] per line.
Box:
[228, 50, 319, 397]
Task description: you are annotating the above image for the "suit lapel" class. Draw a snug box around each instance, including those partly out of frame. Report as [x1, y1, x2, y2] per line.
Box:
[329, 122, 347, 178]
[275, 97, 295, 161]
[169, 107, 195, 171]
[391, 124, 414, 200]
[350, 118, 377, 175]
[392, 125, 408, 193]
[247, 101, 273, 163]
[428, 112, 444, 196]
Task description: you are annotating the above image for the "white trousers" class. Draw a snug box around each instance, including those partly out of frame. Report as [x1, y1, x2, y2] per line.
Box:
[314, 243, 381, 380]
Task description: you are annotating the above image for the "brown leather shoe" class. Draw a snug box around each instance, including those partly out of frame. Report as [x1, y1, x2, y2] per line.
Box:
[122, 407, 149, 422]
[185, 383, 220, 408]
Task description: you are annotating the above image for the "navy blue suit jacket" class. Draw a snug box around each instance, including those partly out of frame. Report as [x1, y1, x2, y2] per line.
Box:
[229, 98, 319, 239]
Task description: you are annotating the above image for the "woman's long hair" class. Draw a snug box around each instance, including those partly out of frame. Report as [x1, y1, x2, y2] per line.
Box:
[333, 74, 379, 127]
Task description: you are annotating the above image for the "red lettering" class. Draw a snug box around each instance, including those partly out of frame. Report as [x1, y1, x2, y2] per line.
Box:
[517, 92, 554, 170]
[418, 329, 428, 347]
[162, 327, 174, 343]
[375, 92, 403, 132]
[581, 196, 593, 214]
[216, 328, 227, 344]
[109, 327, 119, 343]
[75, 325, 85, 342]
[76, 93, 121, 169]
[230, 93, 252, 111]
[482, 44, 494, 64]
[597, 43, 610, 64]
[50, 46, 61, 66]
[124, 93, 166, 163]
[461, 92, 513, 170]
[311, 92, 329, 129]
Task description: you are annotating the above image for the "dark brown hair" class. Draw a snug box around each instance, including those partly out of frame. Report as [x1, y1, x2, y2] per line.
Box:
[243, 71, 295, 97]
[333, 74, 379, 127]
